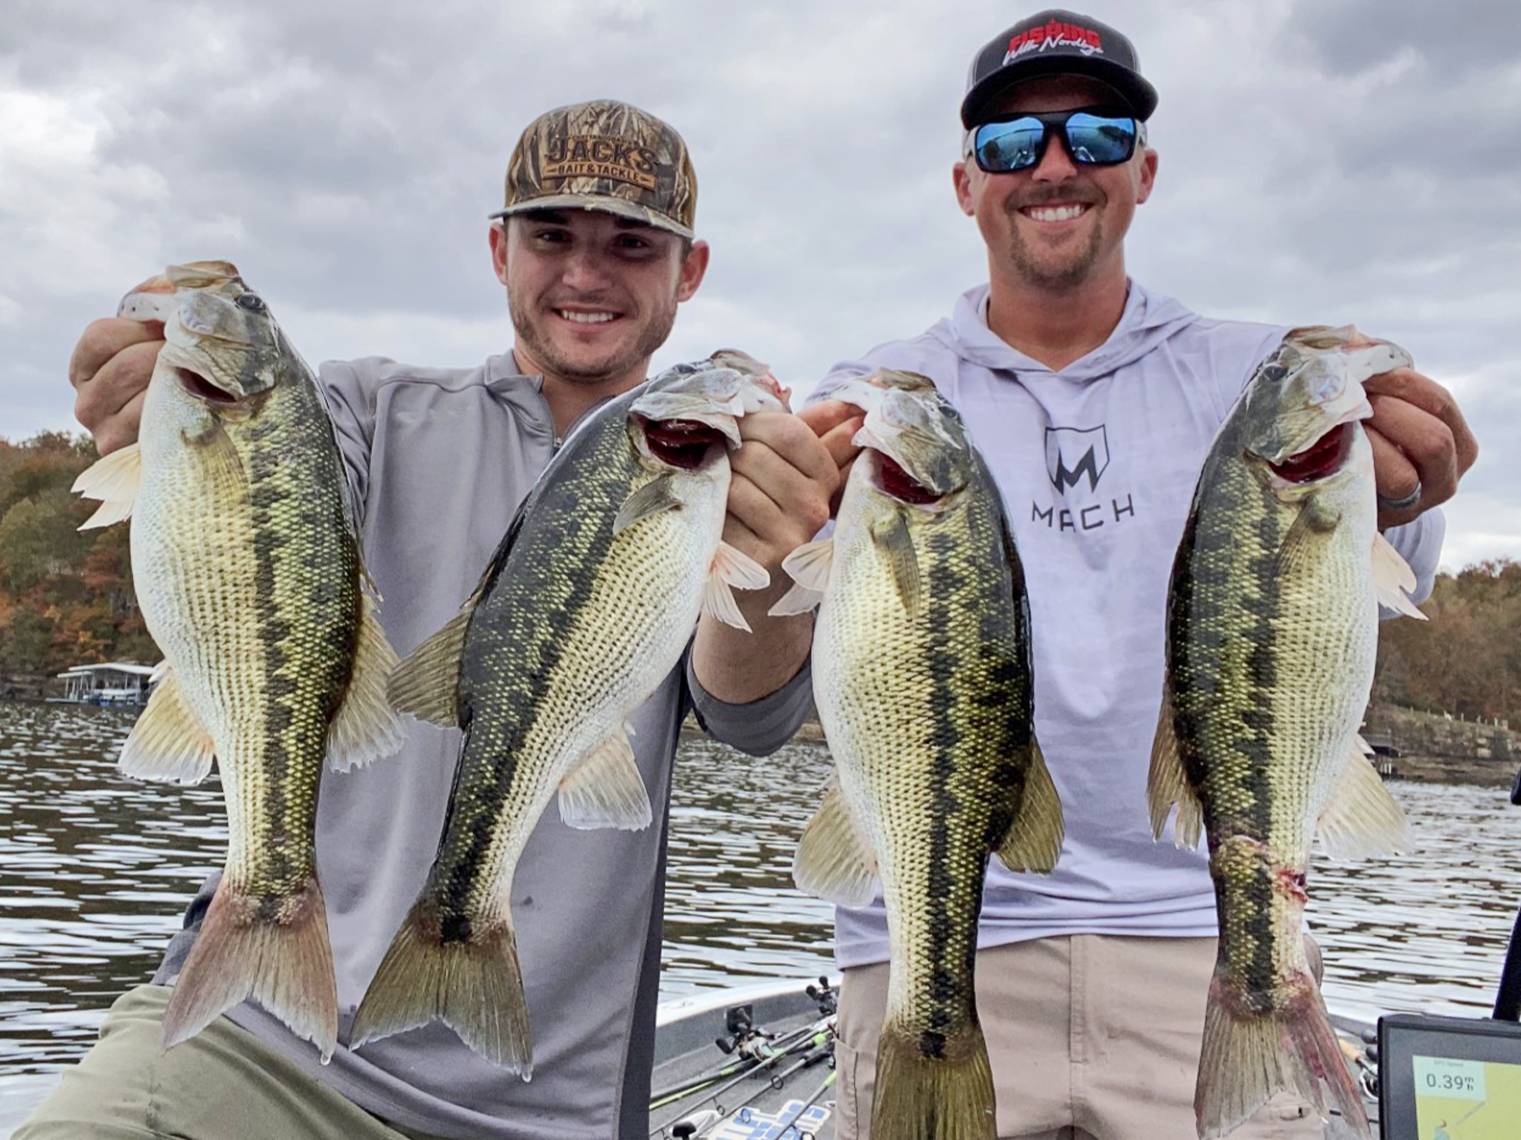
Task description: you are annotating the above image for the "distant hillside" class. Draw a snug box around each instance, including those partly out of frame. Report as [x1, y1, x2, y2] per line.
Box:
[3, 430, 1517, 727]
[0, 432, 157, 684]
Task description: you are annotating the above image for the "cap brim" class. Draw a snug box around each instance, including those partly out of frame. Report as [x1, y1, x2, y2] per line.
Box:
[960, 55, 1158, 127]
[489, 193, 694, 239]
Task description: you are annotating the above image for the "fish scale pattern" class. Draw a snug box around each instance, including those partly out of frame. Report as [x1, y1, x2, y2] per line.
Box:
[1167, 408, 1376, 1006]
[810, 380, 1052, 1140]
[123, 263, 385, 1060]
[1156, 331, 1387, 1138]
[136, 301, 359, 909]
[430, 395, 729, 929]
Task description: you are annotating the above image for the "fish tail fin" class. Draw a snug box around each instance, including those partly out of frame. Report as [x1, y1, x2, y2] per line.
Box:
[1195, 966, 1370, 1139]
[350, 902, 532, 1078]
[162, 875, 337, 1061]
[871, 1020, 996, 1140]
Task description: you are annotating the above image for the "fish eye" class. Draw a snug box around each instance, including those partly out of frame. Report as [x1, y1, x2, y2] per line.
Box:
[235, 293, 266, 312]
[1261, 364, 1288, 384]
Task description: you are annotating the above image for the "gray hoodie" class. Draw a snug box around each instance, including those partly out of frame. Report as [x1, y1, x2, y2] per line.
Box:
[154, 354, 812, 1139]
[812, 282, 1443, 967]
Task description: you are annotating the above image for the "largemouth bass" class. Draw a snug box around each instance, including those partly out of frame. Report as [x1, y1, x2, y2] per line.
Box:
[1147, 327, 1420, 1139]
[772, 370, 1064, 1140]
[349, 358, 781, 1074]
[72, 261, 405, 1060]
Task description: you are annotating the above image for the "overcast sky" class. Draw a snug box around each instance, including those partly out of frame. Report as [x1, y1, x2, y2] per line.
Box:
[3, 0, 1516, 570]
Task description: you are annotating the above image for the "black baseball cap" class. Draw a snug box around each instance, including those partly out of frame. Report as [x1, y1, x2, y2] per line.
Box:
[961, 9, 1158, 128]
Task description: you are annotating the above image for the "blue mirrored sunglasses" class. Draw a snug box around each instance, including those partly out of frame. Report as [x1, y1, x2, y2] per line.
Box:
[970, 108, 1139, 174]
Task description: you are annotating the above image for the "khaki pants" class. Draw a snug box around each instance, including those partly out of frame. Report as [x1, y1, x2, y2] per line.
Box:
[14, 986, 447, 1140]
[835, 934, 1326, 1140]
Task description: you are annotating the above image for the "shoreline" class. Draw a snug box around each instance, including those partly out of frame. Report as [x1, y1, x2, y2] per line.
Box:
[10, 697, 1515, 789]
[680, 716, 1519, 788]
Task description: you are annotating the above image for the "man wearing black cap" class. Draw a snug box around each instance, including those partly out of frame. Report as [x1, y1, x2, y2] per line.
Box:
[32, 99, 847, 1140]
[797, 10, 1476, 1139]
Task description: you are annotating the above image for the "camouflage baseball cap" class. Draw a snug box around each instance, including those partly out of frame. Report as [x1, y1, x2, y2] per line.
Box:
[491, 99, 697, 239]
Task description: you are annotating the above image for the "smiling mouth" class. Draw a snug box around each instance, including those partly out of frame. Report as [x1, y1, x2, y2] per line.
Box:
[555, 309, 621, 325]
[1019, 203, 1091, 222]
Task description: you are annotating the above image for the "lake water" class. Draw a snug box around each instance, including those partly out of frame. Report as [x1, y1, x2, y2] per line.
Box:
[2, 699, 1518, 1131]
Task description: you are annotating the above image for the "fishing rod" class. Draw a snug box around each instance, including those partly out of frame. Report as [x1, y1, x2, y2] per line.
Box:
[768, 1065, 837, 1140]
[648, 1019, 834, 1136]
[683, 1041, 835, 1140]
[648, 1014, 830, 1111]
[1491, 772, 1521, 1022]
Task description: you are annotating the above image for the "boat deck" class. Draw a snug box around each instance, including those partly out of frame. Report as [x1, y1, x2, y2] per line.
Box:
[649, 978, 1381, 1139]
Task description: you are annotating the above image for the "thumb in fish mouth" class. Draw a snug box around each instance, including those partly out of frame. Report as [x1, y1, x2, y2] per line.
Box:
[122, 274, 175, 299]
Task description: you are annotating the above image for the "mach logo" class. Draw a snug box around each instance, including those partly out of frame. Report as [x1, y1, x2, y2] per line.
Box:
[1045, 425, 1110, 492]
[1033, 423, 1133, 532]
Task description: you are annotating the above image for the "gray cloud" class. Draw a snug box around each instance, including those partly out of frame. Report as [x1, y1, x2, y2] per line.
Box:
[3, 0, 1516, 568]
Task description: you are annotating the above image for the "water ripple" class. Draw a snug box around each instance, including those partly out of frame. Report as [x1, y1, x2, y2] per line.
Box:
[1, 701, 1518, 1116]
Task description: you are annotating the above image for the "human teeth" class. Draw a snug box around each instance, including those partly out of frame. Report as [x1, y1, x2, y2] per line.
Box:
[559, 310, 617, 324]
[1026, 204, 1086, 222]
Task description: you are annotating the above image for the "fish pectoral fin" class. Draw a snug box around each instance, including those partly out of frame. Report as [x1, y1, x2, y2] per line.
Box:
[613, 474, 681, 535]
[994, 739, 1065, 873]
[1371, 531, 1426, 619]
[1272, 499, 1339, 582]
[557, 729, 653, 831]
[715, 540, 770, 590]
[327, 594, 407, 772]
[180, 419, 251, 505]
[1146, 687, 1205, 848]
[792, 773, 878, 907]
[117, 667, 216, 785]
[703, 542, 770, 632]
[387, 597, 475, 727]
[72, 442, 143, 530]
[767, 538, 833, 617]
[1316, 737, 1409, 859]
[871, 512, 921, 614]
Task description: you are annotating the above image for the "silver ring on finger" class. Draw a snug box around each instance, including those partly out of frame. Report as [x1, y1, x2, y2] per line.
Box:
[1377, 481, 1422, 513]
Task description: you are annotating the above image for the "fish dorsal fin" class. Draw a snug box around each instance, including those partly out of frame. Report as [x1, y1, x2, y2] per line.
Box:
[703, 541, 770, 632]
[557, 728, 653, 830]
[1316, 736, 1409, 859]
[1147, 685, 1205, 848]
[871, 512, 921, 615]
[387, 595, 478, 727]
[72, 443, 143, 530]
[118, 666, 216, 785]
[326, 593, 407, 772]
[993, 739, 1064, 873]
[1371, 531, 1426, 619]
[767, 538, 834, 617]
[613, 474, 681, 535]
[793, 773, 878, 907]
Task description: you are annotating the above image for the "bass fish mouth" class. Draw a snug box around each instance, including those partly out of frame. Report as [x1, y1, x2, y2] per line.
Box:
[1269, 422, 1353, 484]
[176, 367, 240, 405]
[640, 418, 727, 470]
[874, 453, 940, 505]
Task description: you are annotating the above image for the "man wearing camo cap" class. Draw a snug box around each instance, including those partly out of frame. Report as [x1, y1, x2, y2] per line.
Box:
[29, 99, 853, 1140]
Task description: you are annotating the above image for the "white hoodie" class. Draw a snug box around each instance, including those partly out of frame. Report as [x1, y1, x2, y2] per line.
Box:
[813, 281, 1444, 968]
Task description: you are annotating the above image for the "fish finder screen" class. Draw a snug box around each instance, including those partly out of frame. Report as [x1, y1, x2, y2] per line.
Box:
[1413, 1053, 1521, 1139]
